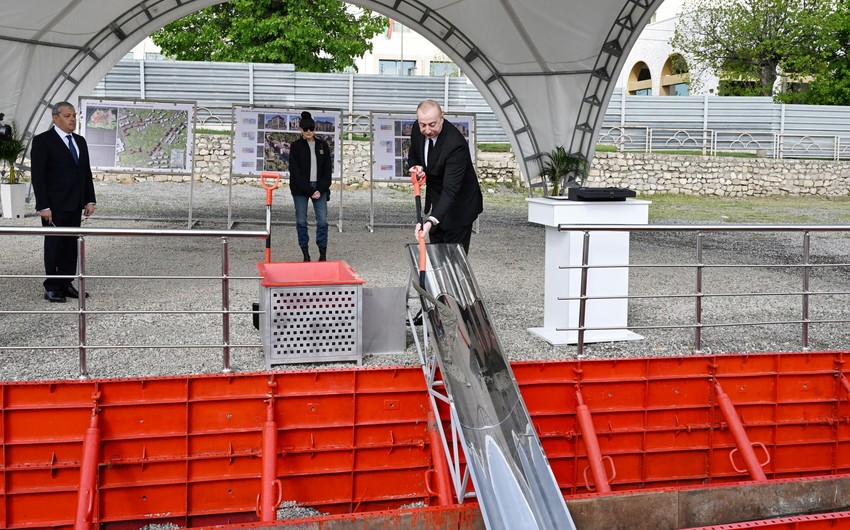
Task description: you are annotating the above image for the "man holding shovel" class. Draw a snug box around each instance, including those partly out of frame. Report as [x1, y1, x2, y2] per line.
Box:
[408, 99, 482, 254]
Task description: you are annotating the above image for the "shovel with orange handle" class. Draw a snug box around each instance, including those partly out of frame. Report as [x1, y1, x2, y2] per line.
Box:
[260, 172, 280, 263]
[410, 165, 427, 288]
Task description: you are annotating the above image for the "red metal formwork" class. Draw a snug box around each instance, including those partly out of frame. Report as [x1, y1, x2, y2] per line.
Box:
[0, 368, 433, 529]
[514, 352, 850, 495]
[2, 352, 850, 529]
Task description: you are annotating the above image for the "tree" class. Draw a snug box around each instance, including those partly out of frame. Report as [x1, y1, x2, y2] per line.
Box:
[151, 0, 387, 73]
[778, 1, 850, 105]
[671, 0, 829, 97]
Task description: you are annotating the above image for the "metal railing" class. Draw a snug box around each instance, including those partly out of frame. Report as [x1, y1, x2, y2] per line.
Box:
[599, 126, 850, 160]
[0, 225, 268, 378]
[5, 222, 850, 377]
[560, 224, 850, 356]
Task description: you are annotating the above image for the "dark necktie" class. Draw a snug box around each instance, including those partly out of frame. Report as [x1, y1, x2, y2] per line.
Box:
[66, 134, 79, 165]
[426, 138, 435, 167]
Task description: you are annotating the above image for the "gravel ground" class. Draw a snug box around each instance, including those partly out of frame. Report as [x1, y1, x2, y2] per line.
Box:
[2, 180, 850, 381]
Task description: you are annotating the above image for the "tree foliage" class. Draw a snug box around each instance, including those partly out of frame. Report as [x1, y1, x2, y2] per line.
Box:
[671, 0, 838, 100]
[778, 1, 850, 105]
[151, 0, 387, 73]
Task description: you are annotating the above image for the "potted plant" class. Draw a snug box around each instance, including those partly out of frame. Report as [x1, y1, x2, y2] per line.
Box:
[0, 121, 27, 219]
[539, 146, 588, 196]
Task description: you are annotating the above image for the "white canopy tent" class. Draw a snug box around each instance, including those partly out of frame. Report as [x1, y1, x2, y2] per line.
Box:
[0, 0, 663, 189]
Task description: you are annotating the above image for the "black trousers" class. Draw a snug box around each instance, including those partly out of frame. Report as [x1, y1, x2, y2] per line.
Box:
[429, 221, 474, 254]
[42, 210, 81, 291]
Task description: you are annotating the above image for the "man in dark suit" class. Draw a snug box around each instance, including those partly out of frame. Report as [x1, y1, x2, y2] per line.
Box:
[408, 99, 483, 253]
[31, 101, 96, 303]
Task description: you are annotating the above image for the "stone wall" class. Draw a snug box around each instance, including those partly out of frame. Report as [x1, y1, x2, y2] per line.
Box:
[96, 134, 850, 196]
[587, 153, 850, 197]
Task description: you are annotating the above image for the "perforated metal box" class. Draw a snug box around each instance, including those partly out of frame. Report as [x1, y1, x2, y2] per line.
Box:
[257, 261, 365, 367]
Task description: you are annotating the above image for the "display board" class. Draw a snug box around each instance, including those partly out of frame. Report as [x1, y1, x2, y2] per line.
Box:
[79, 98, 194, 173]
[371, 112, 476, 181]
[231, 106, 341, 177]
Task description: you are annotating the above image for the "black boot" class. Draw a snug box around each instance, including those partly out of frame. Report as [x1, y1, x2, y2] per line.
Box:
[318, 246, 327, 262]
[300, 245, 311, 262]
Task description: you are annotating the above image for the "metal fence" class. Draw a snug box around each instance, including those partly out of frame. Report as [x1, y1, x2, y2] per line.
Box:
[92, 59, 850, 157]
[0, 225, 268, 378]
[4, 222, 850, 378]
[601, 92, 850, 159]
[561, 224, 850, 356]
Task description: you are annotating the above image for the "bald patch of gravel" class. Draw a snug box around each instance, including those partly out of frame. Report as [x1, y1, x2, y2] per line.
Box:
[2, 180, 850, 381]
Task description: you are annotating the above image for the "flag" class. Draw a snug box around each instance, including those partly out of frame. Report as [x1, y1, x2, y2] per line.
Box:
[386, 19, 394, 40]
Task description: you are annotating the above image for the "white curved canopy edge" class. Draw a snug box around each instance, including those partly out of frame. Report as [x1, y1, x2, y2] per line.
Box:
[0, 0, 662, 188]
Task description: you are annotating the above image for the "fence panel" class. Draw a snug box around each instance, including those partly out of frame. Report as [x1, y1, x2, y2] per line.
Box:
[91, 60, 850, 150]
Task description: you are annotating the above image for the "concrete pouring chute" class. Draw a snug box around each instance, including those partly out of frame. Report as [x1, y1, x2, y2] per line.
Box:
[408, 242, 576, 530]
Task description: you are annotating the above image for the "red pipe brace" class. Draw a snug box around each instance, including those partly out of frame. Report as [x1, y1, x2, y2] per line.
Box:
[576, 388, 612, 493]
[258, 398, 281, 521]
[714, 381, 768, 482]
[74, 410, 101, 530]
[426, 411, 454, 505]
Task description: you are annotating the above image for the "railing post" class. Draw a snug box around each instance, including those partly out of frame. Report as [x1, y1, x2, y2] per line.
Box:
[577, 231, 591, 357]
[78, 235, 88, 379]
[221, 236, 232, 373]
[694, 232, 704, 354]
[802, 231, 811, 351]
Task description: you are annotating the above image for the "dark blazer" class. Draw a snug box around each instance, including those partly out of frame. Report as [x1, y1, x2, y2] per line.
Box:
[31, 128, 96, 212]
[288, 137, 332, 199]
[408, 118, 483, 229]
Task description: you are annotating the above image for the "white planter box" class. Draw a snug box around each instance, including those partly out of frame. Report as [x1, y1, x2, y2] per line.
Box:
[1, 183, 28, 219]
[527, 197, 651, 345]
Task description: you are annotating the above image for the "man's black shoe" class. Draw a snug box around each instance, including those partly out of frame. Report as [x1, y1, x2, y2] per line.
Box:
[411, 310, 423, 326]
[62, 285, 89, 299]
[44, 290, 67, 303]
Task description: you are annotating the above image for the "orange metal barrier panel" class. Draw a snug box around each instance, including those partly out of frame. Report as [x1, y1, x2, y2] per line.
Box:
[3, 352, 850, 528]
[1, 369, 433, 528]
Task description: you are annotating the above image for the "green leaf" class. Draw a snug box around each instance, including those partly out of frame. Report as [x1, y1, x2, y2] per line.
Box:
[152, 0, 387, 73]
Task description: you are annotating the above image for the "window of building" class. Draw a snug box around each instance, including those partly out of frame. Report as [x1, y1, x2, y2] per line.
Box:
[668, 83, 689, 96]
[379, 60, 416, 76]
[627, 62, 653, 95]
[430, 61, 460, 77]
[145, 52, 163, 61]
[661, 54, 689, 96]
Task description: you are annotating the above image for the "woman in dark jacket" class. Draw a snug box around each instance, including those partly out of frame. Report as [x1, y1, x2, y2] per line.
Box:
[288, 111, 332, 261]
